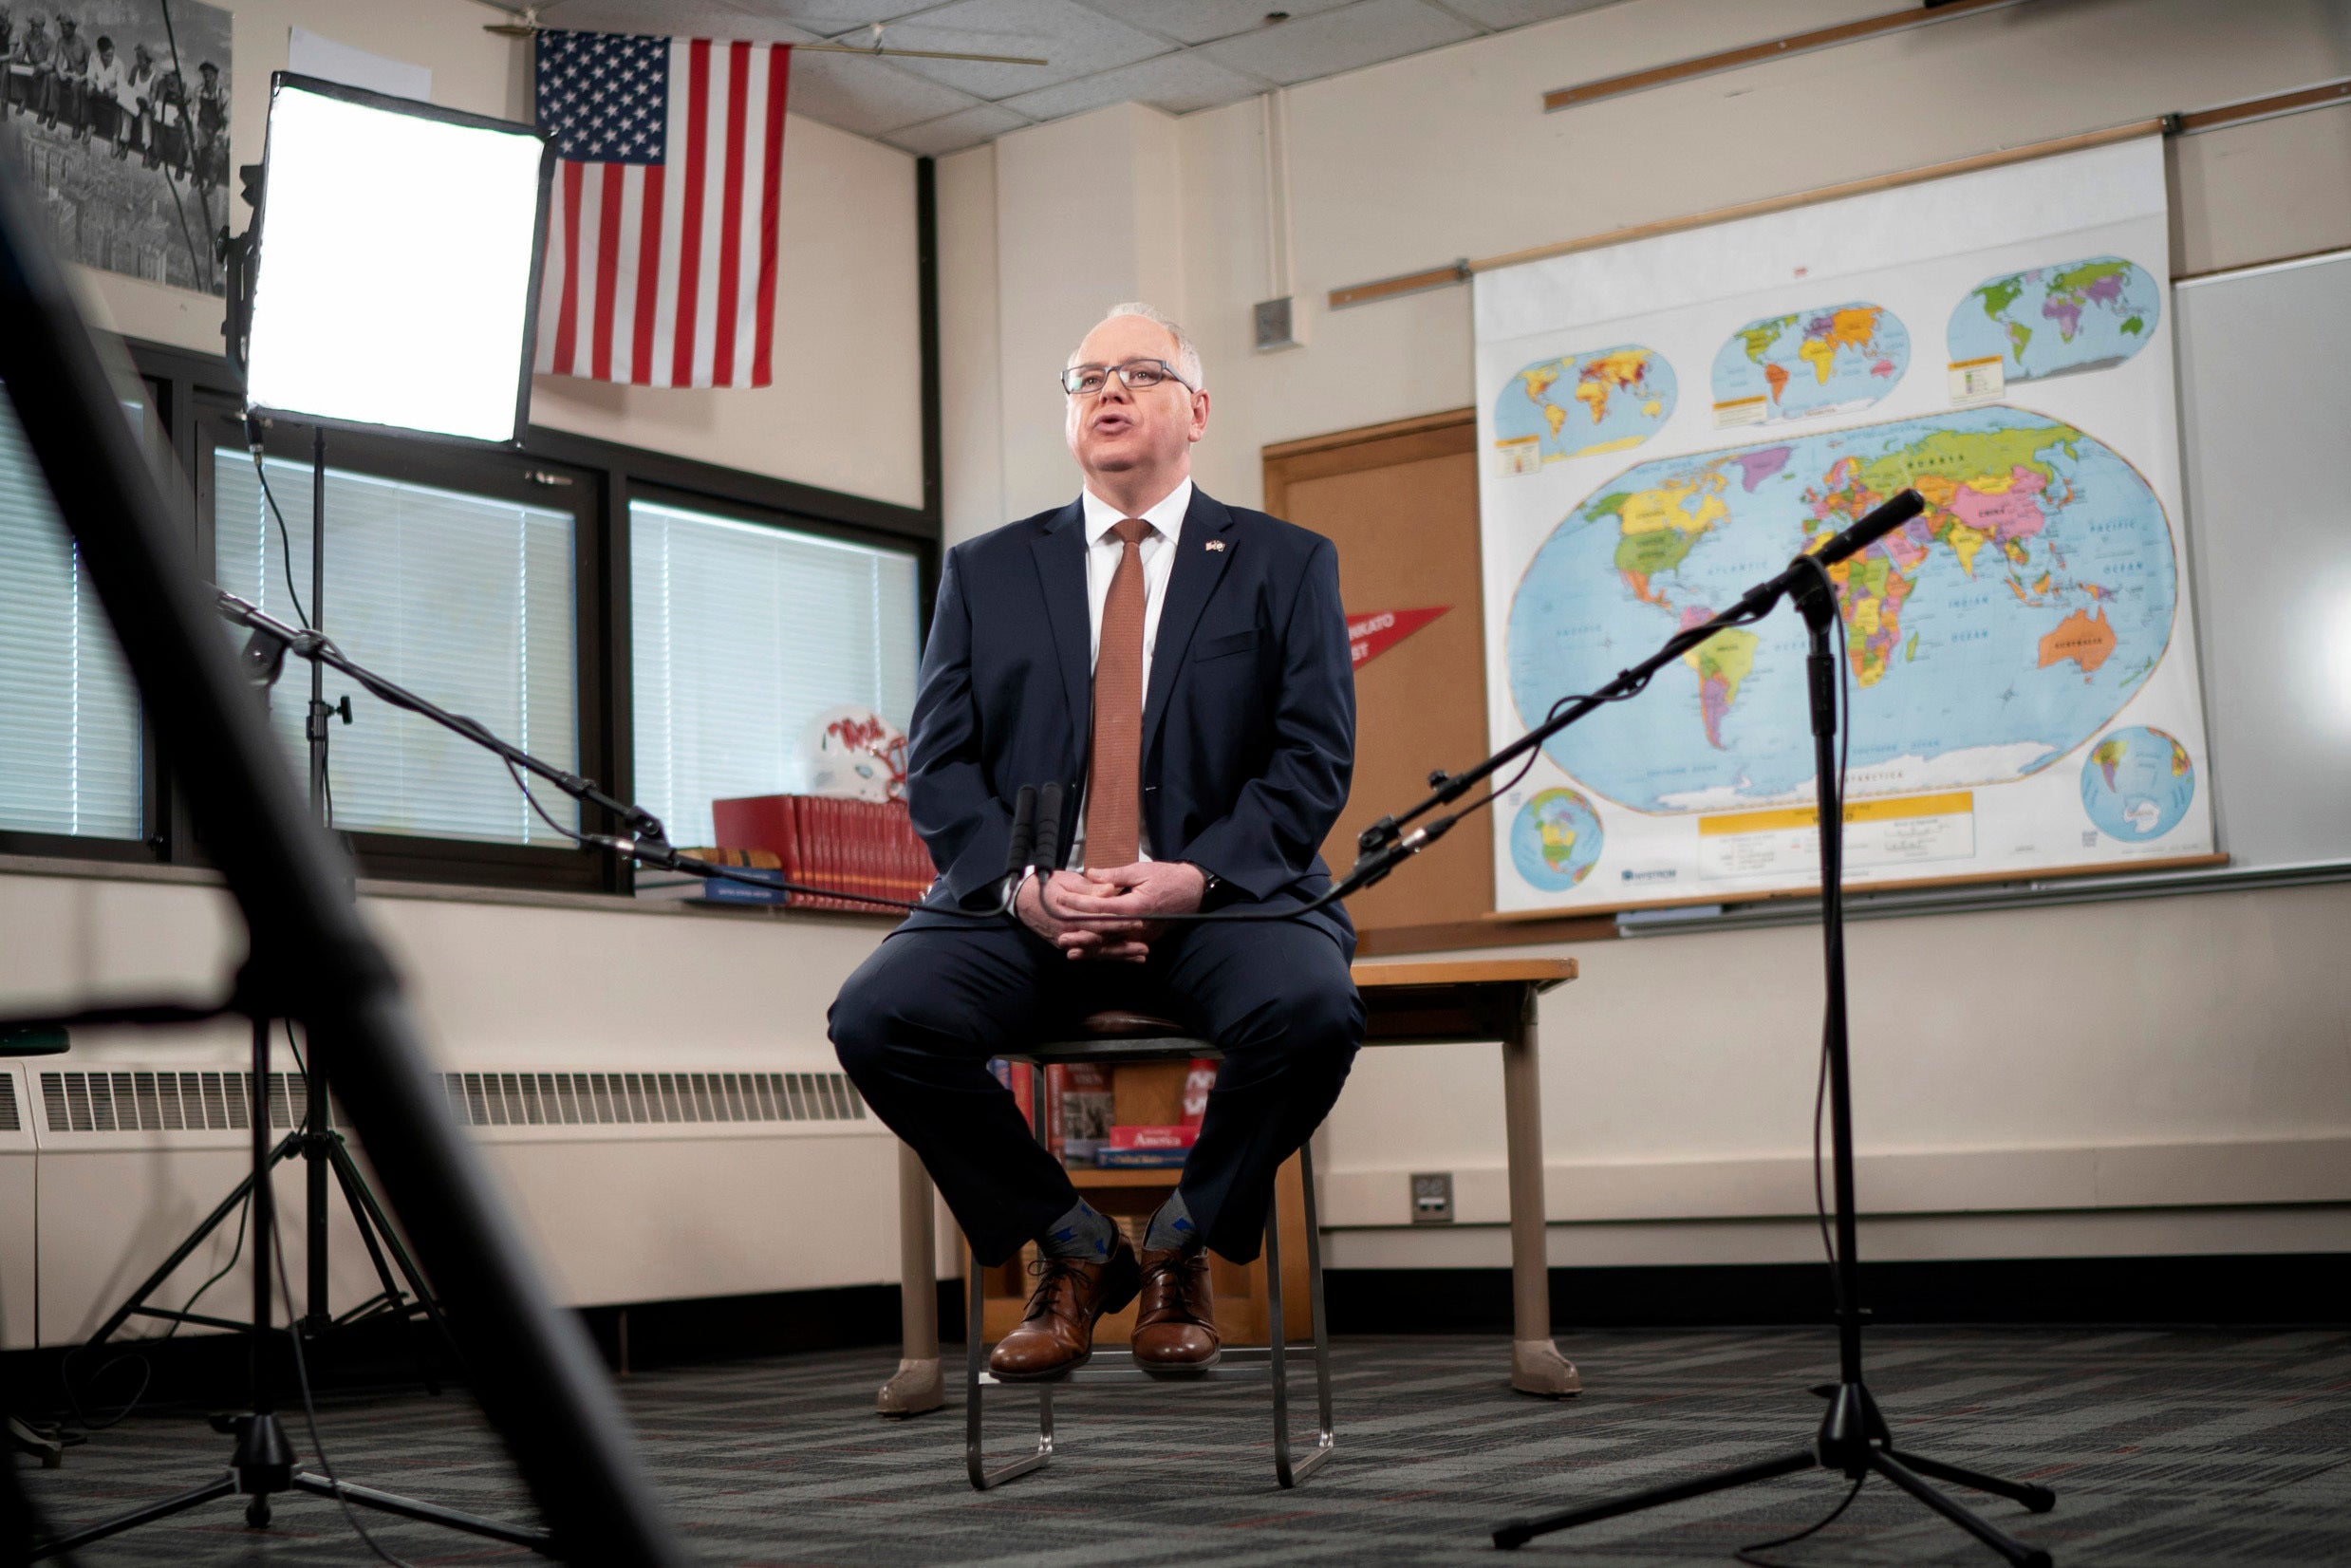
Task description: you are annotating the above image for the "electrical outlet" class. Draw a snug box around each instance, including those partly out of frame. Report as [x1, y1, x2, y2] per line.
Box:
[1410, 1171, 1453, 1223]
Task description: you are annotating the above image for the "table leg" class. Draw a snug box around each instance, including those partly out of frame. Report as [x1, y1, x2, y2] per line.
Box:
[1502, 986, 1580, 1398]
[877, 1139, 946, 1416]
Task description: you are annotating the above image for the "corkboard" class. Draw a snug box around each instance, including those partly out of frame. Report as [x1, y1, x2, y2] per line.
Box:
[1265, 412, 1616, 957]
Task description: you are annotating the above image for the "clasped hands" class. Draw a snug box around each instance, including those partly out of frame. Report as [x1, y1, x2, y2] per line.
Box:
[1017, 861, 1206, 962]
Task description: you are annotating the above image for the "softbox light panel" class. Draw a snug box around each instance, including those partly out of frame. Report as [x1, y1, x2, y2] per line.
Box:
[243, 74, 552, 446]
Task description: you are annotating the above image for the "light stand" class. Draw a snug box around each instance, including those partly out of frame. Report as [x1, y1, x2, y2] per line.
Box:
[0, 111, 685, 1567]
[71, 428, 457, 1393]
[1486, 555, 2059, 1564]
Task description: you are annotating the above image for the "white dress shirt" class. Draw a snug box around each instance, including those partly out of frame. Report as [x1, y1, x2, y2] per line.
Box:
[1066, 476, 1191, 868]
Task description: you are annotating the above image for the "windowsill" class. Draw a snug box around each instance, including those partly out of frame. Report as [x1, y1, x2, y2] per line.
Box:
[0, 849, 903, 924]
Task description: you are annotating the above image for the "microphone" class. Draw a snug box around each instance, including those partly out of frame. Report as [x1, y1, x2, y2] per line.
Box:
[1730, 489, 1927, 618]
[1002, 785, 1038, 882]
[1807, 487, 1925, 570]
[1031, 783, 1066, 875]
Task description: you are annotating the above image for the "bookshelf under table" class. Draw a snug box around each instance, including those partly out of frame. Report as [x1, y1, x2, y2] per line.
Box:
[879, 958, 1581, 1415]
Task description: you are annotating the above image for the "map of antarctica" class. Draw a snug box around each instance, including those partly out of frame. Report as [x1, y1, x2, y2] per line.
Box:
[1504, 406, 2179, 813]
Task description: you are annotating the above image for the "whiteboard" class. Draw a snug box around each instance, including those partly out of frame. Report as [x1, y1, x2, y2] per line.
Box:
[2174, 251, 2351, 873]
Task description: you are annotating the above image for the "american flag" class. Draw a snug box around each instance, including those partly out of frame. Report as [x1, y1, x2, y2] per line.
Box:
[533, 30, 791, 387]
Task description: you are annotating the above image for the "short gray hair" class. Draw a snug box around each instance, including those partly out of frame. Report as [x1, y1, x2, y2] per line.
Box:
[1070, 302, 1204, 390]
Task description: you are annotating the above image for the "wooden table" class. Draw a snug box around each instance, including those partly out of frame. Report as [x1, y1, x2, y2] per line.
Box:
[877, 956, 1581, 1414]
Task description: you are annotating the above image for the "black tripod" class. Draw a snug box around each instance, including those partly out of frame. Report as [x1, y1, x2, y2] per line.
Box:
[34, 431, 547, 1559]
[1490, 558, 2057, 1564]
[35, 1001, 550, 1559]
[75, 428, 452, 1380]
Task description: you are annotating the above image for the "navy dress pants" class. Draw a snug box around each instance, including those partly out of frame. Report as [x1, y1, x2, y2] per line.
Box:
[830, 915, 1362, 1266]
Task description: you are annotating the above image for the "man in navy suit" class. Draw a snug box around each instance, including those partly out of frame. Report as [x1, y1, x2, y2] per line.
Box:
[831, 304, 1362, 1380]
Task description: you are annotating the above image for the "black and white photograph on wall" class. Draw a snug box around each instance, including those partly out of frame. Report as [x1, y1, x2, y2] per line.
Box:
[2, 0, 231, 294]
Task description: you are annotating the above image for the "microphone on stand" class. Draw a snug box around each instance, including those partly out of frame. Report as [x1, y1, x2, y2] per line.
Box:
[1729, 489, 1927, 618]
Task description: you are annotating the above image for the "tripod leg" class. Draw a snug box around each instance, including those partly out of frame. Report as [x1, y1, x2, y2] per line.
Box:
[289, 1473, 556, 1554]
[30, 1475, 237, 1559]
[327, 1142, 445, 1393]
[1494, 1449, 1815, 1549]
[1870, 1449, 2051, 1568]
[327, 1138, 462, 1370]
[1882, 1447, 2057, 1514]
[80, 1132, 300, 1347]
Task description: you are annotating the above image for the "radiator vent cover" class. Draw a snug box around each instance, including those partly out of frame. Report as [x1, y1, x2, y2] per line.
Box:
[0, 1075, 17, 1132]
[41, 1071, 308, 1133]
[439, 1071, 865, 1129]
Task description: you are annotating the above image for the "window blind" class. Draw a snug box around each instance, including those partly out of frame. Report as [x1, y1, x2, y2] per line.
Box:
[213, 454, 578, 846]
[631, 500, 920, 849]
[0, 389, 142, 839]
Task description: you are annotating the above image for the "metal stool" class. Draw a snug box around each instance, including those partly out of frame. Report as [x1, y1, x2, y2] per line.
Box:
[965, 1011, 1335, 1490]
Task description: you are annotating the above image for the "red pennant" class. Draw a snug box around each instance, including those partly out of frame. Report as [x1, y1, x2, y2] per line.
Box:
[1347, 606, 1450, 669]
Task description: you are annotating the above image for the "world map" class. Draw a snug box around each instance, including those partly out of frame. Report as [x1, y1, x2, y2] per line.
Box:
[1493, 345, 1676, 465]
[1710, 303, 1909, 423]
[1504, 406, 2178, 813]
[2080, 723, 2195, 841]
[1948, 256, 2160, 383]
[1509, 787, 1605, 891]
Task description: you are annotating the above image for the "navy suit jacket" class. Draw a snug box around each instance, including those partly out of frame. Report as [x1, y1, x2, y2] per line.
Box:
[900, 486, 1355, 953]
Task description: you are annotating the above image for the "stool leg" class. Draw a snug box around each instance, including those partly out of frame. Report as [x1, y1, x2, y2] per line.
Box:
[966, 1246, 1051, 1490]
[1301, 1141, 1335, 1449]
[1268, 1152, 1334, 1488]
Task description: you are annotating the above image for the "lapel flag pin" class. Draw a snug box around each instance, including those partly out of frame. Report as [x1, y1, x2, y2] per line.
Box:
[1205, 539, 1225, 551]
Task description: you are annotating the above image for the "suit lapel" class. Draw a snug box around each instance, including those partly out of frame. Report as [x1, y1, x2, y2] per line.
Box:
[1141, 487, 1237, 761]
[1030, 500, 1092, 764]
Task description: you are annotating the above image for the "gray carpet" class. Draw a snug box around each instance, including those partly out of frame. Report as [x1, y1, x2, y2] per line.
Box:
[21, 1327, 2351, 1565]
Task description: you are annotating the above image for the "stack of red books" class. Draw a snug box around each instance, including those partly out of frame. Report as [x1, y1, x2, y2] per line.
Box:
[711, 793, 935, 912]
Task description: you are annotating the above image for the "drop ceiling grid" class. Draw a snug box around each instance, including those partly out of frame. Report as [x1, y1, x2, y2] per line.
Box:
[530, 0, 1620, 155]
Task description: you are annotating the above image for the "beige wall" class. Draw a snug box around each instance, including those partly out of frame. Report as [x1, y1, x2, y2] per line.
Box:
[941, 0, 2351, 1266]
[67, 0, 924, 506]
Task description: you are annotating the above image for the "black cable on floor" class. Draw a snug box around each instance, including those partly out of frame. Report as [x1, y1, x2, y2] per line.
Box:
[1733, 1474, 1866, 1567]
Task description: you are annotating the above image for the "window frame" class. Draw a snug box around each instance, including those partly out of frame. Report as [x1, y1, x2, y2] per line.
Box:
[0, 334, 940, 894]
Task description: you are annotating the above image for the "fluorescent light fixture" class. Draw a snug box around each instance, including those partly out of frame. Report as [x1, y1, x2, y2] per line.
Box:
[243, 74, 551, 445]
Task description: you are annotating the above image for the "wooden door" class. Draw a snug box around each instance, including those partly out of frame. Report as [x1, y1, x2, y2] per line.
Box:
[1264, 411, 1493, 941]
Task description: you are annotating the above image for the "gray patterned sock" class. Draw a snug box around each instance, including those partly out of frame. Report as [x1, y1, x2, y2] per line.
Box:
[1143, 1189, 1199, 1254]
[1037, 1199, 1116, 1261]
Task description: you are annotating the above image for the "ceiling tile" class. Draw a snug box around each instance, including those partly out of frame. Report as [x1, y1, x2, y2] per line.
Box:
[998, 49, 1272, 121]
[883, 103, 1033, 156]
[1434, 0, 1622, 28]
[1070, 0, 1358, 47]
[786, 49, 988, 137]
[1197, 0, 1476, 85]
[765, 1, 956, 28]
[536, 3, 823, 41]
[841, 0, 1173, 100]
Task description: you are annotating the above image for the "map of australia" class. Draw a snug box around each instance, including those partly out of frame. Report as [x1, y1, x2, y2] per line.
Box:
[1504, 407, 2177, 813]
[1493, 345, 1677, 465]
[1711, 303, 1910, 423]
[1948, 256, 2160, 383]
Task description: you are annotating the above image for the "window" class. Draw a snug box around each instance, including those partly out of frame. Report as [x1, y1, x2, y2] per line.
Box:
[0, 388, 144, 842]
[630, 498, 921, 849]
[212, 451, 579, 847]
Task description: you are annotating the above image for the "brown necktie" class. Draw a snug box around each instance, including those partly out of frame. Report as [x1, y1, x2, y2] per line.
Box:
[1085, 518, 1151, 868]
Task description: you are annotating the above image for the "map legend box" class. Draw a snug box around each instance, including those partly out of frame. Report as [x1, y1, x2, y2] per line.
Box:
[1949, 356, 2005, 405]
[1698, 793, 1977, 880]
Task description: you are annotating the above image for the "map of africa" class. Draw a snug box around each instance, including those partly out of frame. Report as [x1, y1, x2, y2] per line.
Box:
[1711, 303, 1909, 422]
[1948, 256, 2160, 383]
[1504, 406, 2177, 813]
[2080, 724, 2195, 841]
[1509, 788, 1605, 890]
[1494, 345, 1676, 464]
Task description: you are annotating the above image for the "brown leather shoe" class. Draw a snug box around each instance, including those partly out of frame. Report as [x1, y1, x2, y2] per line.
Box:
[1132, 1246, 1220, 1374]
[987, 1239, 1141, 1380]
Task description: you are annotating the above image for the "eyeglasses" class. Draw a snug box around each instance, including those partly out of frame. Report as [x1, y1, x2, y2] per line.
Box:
[1060, 359, 1197, 397]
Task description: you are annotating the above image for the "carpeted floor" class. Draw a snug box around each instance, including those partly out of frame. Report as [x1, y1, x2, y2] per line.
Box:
[21, 1326, 2351, 1565]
